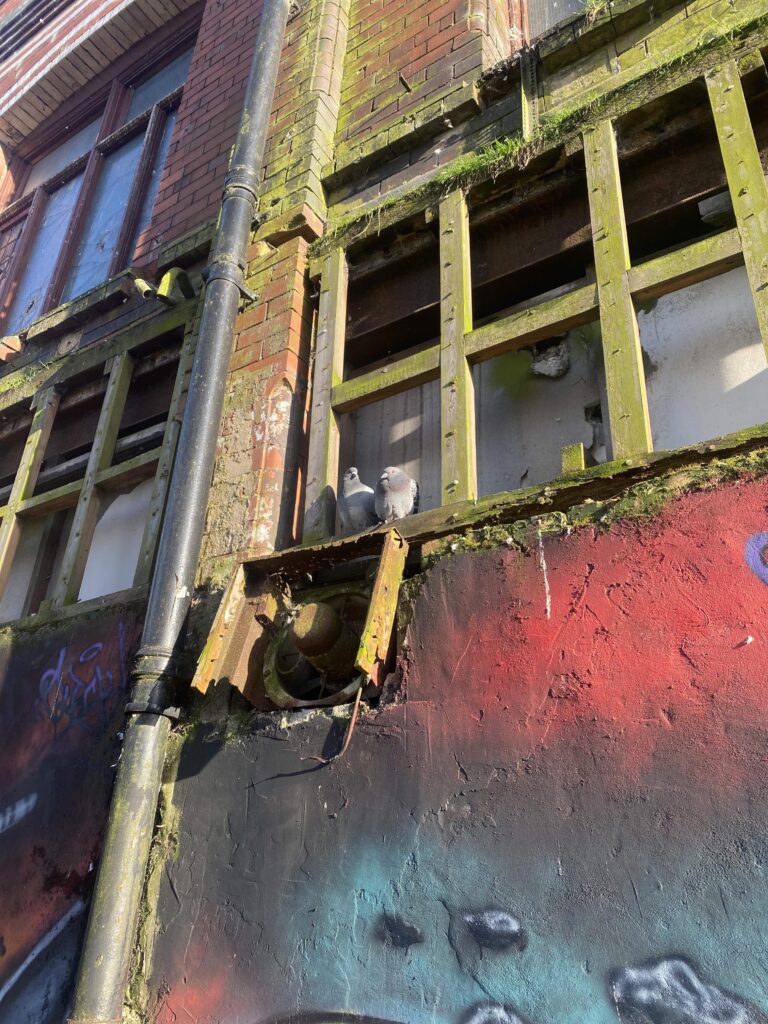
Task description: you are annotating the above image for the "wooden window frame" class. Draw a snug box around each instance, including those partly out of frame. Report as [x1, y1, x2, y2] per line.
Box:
[0, 33, 195, 335]
[0, 303, 197, 620]
[303, 56, 768, 543]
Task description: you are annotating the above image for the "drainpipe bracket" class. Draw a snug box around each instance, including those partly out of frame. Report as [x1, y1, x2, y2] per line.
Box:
[125, 701, 184, 721]
[202, 261, 258, 304]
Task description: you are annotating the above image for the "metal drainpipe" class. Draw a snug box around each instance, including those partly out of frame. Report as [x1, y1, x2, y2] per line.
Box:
[68, 1, 291, 1019]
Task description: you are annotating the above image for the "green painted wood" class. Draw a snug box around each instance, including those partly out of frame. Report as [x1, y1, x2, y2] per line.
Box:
[331, 344, 441, 412]
[465, 283, 599, 361]
[707, 59, 768, 355]
[584, 118, 652, 458]
[0, 386, 59, 595]
[439, 190, 477, 505]
[561, 442, 586, 474]
[304, 248, 347, 543]
[627, 226, 743, 301]
[51, 350, 135, 606]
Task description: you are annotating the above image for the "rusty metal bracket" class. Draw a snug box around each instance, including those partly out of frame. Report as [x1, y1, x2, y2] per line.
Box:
[354, 528, 409, 687]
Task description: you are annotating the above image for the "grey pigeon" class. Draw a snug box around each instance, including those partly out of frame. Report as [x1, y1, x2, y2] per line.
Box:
[338, 467, 377, 533]
[374, 466, 419, 523]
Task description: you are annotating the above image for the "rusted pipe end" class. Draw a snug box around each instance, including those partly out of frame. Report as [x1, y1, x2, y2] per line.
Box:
[288, 602, 343, 657]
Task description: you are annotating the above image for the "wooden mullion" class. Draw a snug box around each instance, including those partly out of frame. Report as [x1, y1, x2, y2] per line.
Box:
[133, 315, 197, 585]
[439, 190, 477, 505]
[99, 80, 129, 140]
[0, 153, 29, 209]
[706, 60, 768, 356]
[50, 351, 135, 606]
[0, 187, 47, 322]
[110, 106, 163, 274]
[42, 149, 103, 311]
[304, 249, 347, 543]
[0, 386, 59, 596]
[584, 118, 652, 459]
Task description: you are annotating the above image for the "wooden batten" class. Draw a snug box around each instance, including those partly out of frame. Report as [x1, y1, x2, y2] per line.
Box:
[303, 248, 347, 544]
[706, 60, 768, 356]
[583, 118, 652, 459]
[439, 190, 477, 505]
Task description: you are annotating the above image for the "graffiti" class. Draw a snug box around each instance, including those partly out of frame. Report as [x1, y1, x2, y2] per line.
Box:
[462, 1006, 526, 1024]
[148, 482, 768, 1024]
[0, 794, 37, 836]
[744, 532, 768, 585]
[463, 910, 527, 952]
[35, 623, 128, 735]
[376, 913, 423, 949]
[0, 611, 140, 1024]
[611, 958, 768, 1024]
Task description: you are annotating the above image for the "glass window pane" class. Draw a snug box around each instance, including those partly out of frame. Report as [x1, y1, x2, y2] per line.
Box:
[6, 173, 83, 334]
[128, 109, 177, 260]
[23, 119, 100, 196]
[0, 217, 26, 292]
[638, 267, 768, 450]
[125, 50, 193, 122]
[61, 133, 145, 302]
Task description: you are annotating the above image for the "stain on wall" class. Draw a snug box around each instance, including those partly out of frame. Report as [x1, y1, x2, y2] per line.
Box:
[147, 477, 768, 1024]
[0, 610, 141, 1024]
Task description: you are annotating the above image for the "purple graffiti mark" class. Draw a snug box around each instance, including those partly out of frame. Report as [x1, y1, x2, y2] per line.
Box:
[744, 532, 768, 586]
[611, 957, 768, 1024]
[35, 622, 129, 735]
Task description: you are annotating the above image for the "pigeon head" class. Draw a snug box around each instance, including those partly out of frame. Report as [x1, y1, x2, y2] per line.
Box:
[378, 467, 405, 491]
[344, 467, 360, 483]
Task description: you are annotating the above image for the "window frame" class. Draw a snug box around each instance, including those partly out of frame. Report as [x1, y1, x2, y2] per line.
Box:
[303, 57, 768, 544]
[0, 37, 194, 336]
[0, 304, 197, 622]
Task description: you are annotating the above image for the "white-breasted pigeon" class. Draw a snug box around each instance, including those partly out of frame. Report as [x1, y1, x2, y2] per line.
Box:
[374, 466, 419, 523]
[338, 467, 377, 533]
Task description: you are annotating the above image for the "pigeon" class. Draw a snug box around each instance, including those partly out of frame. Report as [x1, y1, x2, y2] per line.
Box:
[374, 466, 419, 523]
[337, 467, 377, 534]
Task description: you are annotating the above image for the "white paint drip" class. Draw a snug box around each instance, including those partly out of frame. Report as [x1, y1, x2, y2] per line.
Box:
[537, 529, 551, 619]
[0, 900, 85, 1004]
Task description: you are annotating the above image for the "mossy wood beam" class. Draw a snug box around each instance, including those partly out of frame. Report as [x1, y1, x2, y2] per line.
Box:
[95, 448, 160, 490]
[464, 284, 599, 361]
[241, 420, 768, 577]
[0, 301, 193, 415]
[627, 227, 743, 301]
[0, 386, 59, 595]
[584, 118, 652, 459]
[706, 59, 768, 355]
[303, 248, 347, 543]
[331, 345, 441, 412]
[50, 351, 135, 607]
[17, 479, 82, 516]
[134, 316, 199, 587]
[439, 190, 477, 505]
[561, 442, 586, 474]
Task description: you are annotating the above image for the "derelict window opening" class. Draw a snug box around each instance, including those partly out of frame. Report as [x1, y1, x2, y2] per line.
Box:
[473, 320, 612, 496]
[337, 380, 441, 533]
[637, 268, 768, 452]
[113, 333, 183, 464]
[617, 81, 733, 266]
[0, 401, 32, 501]
[344, 233, 440, 376]
[469, 156, 594, 330]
